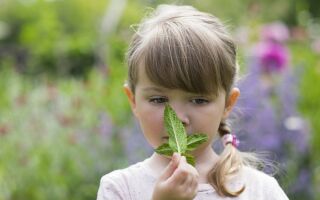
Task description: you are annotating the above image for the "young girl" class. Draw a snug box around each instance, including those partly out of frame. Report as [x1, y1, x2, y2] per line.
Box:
[97, 4, 289, 200]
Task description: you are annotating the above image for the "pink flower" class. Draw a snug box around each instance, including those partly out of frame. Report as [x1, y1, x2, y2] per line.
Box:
[261, 21, 290, 42]
[253, 41, 290, 73]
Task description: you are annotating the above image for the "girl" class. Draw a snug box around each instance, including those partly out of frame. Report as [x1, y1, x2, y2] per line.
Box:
[97, 4, 289, 200]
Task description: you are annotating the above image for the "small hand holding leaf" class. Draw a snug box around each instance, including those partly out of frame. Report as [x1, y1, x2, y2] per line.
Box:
[155, 104, 208, 166]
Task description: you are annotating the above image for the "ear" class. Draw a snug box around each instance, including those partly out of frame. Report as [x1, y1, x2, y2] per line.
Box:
[123, 84, 138, 117]
[223, 88, 240, 119]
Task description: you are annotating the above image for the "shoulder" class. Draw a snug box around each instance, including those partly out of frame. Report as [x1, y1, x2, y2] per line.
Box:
[97, 160, 156, 200]
[239, 166, 289, 199]
[99, 161, 148, 190]
[100, 161, 147, 183]
[97, 164, 136, 200]
[241, 166, 274, 182]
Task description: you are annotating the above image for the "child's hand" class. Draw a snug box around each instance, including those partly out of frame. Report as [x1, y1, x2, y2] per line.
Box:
[152, 153, 199, 200]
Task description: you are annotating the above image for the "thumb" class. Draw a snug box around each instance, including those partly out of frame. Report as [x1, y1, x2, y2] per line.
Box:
[158, 153, 180, 181]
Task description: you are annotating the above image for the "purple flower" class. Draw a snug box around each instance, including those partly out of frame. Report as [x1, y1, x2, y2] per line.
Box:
[234, 51, 311, 198]
[99, 112, 113, 144]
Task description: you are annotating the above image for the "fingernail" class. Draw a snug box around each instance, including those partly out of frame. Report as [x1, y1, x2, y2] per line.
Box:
[172, 153, 180, 163]
[181, 156, 186, 162]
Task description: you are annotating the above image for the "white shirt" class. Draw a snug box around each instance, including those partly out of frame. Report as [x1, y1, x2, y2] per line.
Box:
[97, 158, 289, 200]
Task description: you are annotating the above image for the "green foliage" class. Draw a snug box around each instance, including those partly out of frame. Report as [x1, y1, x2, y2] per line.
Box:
[155, 104, 208, 166]
[186, 134, 209, 151]
[0, 68, 128, 200]
[290, 42, 320, 195]
[164, 104, 188, 154]
[0, 0, 107, 76]
[154, 143, 173, 156]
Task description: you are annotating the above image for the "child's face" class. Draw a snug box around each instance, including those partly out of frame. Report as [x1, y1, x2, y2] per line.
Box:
[124, 67, 239, 156]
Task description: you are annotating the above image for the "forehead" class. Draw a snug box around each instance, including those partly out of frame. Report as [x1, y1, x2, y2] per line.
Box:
[135, 64, 154, 86]
[135, 65, 167, 92]
[135, 65, 225, 97]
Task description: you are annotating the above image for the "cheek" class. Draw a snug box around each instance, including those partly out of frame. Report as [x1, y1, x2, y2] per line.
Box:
[197, 117, 220, 134]
[193, 107, 224, 137]
[137, 105, 165, 146]
[140, 112, 163, 132]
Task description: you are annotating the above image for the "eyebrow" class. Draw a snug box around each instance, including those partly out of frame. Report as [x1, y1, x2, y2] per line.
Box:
[142, 86, 213, 95]
[141, 86, 166, 92]
[141, 86, 218, 98]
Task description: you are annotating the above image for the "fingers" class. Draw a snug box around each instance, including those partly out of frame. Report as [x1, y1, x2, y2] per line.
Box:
[166, 156, 199, 198]
[154, 155, 199, 200]
[168, 156, 199, 185]
[171, 156, 189, 184]
[188, 174, 199, 195]
[158, 152, 181, 181]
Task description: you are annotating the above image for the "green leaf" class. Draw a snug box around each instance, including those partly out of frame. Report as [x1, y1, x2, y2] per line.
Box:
[164, 104, 187, 154]
[154, 104, 207, 166]
[155, 143, 174, 156]
[182, 153, 196, 166]
[186, 134, 208, 151]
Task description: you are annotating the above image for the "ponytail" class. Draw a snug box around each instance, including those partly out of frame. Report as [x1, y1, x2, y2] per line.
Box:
[208, 120, 245, 197]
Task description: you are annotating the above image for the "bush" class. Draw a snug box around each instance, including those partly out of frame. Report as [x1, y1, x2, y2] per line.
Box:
[0, 68, 128, 200]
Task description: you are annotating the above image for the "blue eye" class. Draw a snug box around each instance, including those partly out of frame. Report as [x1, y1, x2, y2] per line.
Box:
[149, 97, 168, 104]
[191, 98, 209, 105]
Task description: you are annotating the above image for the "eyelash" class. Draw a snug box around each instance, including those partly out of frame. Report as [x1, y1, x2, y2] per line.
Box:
[191, 98, 209, 105]
[148, 97, 209, 105]
[149, 97, 168, 104]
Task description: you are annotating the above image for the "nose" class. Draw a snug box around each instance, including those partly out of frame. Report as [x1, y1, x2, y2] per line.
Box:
[171, 104, 190, 127]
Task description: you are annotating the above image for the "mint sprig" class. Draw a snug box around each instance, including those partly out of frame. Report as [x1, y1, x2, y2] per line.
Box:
[155, 104, 208, 166]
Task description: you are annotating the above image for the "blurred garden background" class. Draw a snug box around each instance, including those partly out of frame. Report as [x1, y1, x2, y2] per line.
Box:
[0, 0, 319, 199]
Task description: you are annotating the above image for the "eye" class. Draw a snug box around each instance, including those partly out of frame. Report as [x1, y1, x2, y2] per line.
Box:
[149, 97, 168, 104]
[191, 98, 209, 105]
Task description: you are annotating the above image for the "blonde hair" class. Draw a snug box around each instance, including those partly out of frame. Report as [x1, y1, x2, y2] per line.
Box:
[126, 4, 261, 197]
